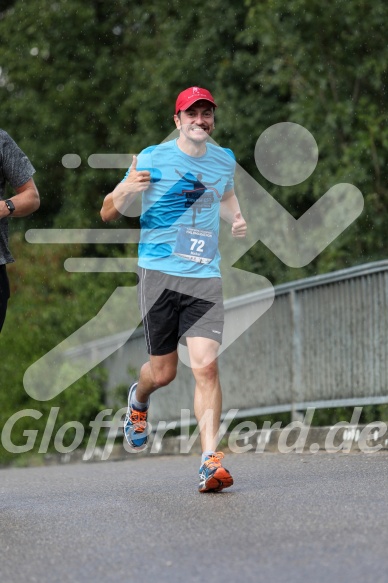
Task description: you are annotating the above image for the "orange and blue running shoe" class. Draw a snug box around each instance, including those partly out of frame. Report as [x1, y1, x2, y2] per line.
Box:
[198, 452, 234, 493]
[123, 383, 149, 450]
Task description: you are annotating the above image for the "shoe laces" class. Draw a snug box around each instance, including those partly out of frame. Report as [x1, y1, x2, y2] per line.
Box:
[203, 451, 224, 469]
[130, 410, 148, 433]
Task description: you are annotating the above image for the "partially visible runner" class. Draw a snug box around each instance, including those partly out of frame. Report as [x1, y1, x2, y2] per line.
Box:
[0, 130, 40, 332]
[101, 87, 247, 492]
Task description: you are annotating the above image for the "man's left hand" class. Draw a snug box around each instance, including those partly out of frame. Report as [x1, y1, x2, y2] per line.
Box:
[231, 212, 247, 238]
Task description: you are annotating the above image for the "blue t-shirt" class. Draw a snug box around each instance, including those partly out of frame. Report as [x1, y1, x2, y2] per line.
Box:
[122, 139, 235, 278]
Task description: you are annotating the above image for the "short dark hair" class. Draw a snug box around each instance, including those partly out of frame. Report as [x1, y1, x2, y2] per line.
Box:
[176, 106, 215, 121]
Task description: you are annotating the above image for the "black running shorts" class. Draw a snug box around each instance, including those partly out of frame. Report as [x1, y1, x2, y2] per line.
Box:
[0, 264, 10, 333]
[137, 268, 224, 355]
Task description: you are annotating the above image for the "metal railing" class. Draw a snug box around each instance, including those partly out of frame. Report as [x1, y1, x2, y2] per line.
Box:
[67, 261, 388, 423]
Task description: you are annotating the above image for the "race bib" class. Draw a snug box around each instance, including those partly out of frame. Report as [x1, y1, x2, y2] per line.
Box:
[173, 225, 218, 264]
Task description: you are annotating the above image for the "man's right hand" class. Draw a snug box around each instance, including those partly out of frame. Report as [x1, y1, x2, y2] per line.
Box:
[100, 155, 151, 222]
[122, 155, 151, 193]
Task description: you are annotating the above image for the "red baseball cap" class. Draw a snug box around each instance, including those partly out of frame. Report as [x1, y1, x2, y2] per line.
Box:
[175, 87, 217, 115]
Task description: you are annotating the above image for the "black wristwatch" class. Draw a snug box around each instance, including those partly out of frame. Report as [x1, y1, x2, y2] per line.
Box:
[4, 199, 15, 215]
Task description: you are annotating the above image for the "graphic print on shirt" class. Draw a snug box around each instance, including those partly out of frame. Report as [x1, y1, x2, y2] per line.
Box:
[140, 170, 223, 264]
[141, 170, 222, 229]
[173, 170, 222, 227]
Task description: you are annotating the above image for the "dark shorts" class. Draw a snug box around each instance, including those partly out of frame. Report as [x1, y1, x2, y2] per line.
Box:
[0, 264, 10, 333]
[137, 268, 224, 355]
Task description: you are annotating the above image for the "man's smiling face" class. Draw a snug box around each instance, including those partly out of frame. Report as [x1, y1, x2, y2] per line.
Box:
[174, 100, 215, 144]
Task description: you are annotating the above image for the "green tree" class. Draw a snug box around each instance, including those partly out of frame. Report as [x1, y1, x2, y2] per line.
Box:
[1, 0, 388, 463]
[234, 0, 388, 278]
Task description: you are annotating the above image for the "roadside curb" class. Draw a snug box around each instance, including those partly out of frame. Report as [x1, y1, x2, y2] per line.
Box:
[22, 422, 388, 467]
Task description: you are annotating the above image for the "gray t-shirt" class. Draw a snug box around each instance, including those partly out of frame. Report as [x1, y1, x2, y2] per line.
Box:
[0, 129, 36, 264]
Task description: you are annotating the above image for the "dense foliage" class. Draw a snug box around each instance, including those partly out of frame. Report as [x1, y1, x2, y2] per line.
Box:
[0, 0, 387, 463]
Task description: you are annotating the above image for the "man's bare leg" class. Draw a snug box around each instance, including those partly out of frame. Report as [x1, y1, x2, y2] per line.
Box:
[186, 337, 222, 453]
[186, 336, 233, 492]
[124, 351, 178, 449]
[135, 351, 179, 404]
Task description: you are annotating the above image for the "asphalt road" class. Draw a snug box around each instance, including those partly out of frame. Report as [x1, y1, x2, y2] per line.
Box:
[1, 452, 387, 583]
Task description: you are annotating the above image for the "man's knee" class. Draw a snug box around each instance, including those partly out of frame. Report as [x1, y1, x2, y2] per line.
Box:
[153, 367, 177, 387]
[192, 360, 219, 384]
[186, 337, 220, 371]
[147, 359, 177, 388]
[146, 351, 178, 388]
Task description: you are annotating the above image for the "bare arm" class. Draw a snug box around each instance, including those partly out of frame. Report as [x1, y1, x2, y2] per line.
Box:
[220, 189, 247, 238]
[100, 155, 150, 222]
[0, 178, 40, 219]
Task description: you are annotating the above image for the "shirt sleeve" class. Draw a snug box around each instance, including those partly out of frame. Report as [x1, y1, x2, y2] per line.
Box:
[1, 131, 36, 189]
[225, 173, 235, 193]
[121, 146, 157, 182]
[223, 148, 236, 192]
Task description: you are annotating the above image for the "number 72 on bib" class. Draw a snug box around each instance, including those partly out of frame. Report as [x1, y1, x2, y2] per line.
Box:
[174, 225, 218, 265]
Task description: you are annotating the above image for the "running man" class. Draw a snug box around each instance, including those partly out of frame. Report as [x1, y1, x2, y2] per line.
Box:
[101, 87, 246, 492]
[0, 129, 40, 332]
